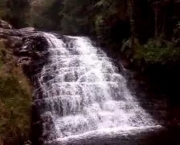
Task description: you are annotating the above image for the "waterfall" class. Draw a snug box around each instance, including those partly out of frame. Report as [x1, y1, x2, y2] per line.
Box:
[34, 33, 160, 144]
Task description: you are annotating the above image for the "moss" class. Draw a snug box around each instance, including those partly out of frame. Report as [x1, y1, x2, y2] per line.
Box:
[0, 40, 31, 145]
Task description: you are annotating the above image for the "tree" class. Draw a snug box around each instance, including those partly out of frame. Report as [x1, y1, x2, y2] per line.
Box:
[149, 0, 173, 38]
[94, 0, 128, 40]
[30, 0, 62, 30]
[60, 0, 96, 34]
[127, 0, 135, 49]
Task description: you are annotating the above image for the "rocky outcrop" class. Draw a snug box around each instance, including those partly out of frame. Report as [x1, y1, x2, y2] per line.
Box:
[0, 20, 50, 145]
[0, 20, 13, 29]
[18, 34, 49, 78]
[0, 20, 49, 77]
[0, 27, 37, 38]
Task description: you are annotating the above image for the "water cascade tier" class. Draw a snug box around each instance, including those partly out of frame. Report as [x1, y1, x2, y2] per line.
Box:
[34, 33, 160, 144]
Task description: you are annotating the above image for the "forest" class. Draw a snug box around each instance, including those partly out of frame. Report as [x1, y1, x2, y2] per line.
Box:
[1, 0, 180, 67]
[1, 0, 180, 145]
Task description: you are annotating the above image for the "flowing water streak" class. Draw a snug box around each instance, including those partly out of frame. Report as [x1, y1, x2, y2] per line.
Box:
[35, 33, 160, 143]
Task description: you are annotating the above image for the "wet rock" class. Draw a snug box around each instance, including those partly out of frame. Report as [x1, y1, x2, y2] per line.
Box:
[0, 19, 13, 29]
[24, 140, 32, 145]
[0, 20, 49, 80]
[18, 57, 32, 65]
[6, 36, 23, 48]
[0, 27, 37, 38]
[20, 27, 35, 32]
[13, 34, 49, 78]
[0, 20, 37, 38]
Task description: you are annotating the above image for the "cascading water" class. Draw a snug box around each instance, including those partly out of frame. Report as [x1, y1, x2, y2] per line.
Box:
[34, 33, 160, 144]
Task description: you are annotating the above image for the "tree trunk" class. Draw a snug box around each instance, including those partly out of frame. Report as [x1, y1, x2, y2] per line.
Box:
[128, 0, 135, 49]
[154, 7, 158, 38]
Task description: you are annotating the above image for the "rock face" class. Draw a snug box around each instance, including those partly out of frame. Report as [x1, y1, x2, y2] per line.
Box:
[0, 20, 49, 145]
[0, 27, 37, 38]
[0, 20, 50, 145]
[0, 19, 13, 29]
[19, 34, 49, 78]
[0, 20, 49, 77]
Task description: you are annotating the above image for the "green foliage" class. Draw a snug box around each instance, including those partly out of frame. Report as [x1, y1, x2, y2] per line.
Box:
[94, 0, 127, 44]
[131, 39, 180, 65]
[0, 0, 127, 37]
[0, 76, 31, 145]
[60, 0, 95, 34]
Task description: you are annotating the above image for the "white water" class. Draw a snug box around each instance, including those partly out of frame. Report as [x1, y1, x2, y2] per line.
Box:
[36, 33, 159, 143]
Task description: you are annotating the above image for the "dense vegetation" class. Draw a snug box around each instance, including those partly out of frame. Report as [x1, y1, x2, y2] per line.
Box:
[1, 0, 180, 67]
[0, 40, 31, 145]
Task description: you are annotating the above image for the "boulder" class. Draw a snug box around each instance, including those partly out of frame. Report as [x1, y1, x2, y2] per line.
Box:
[15, 34, 49, 78]
[6, 36, 23, 48]
[20, 27, 35, 32]
[0, 20, 13, 29]
[0, 21, 49, 78]
[0, 20, 37, 38]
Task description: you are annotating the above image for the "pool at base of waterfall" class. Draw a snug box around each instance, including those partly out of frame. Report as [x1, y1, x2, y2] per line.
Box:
[45, 125, 163, 145]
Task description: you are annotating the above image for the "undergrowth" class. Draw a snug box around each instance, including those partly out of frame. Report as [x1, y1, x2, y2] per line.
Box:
[0, 40, 31, 145]
[122, 38, 180, 67]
